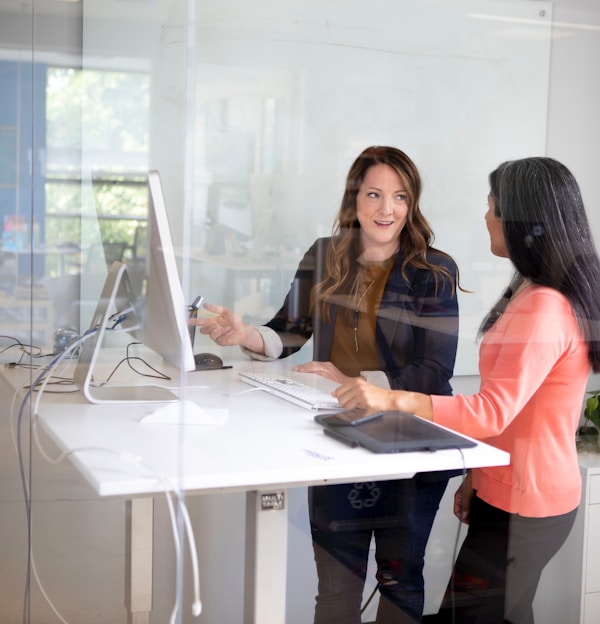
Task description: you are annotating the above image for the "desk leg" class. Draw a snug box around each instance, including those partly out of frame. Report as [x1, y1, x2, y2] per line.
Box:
[125, 497, 154, 624]
[244, 489, 288, 624]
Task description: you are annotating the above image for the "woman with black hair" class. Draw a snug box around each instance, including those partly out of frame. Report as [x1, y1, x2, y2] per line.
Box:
[194, 145, 462, 623]
[333, 156, 600, 623]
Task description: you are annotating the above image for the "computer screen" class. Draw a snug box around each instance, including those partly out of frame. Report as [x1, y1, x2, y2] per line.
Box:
[143, 170, 196, 372]
[73, 170, 196, 403]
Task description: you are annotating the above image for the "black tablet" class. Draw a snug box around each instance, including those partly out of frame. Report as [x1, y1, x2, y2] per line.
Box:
[315, 410, 476, 454]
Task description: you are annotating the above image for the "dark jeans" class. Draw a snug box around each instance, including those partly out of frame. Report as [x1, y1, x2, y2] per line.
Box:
[426, 493, 577, 624]
[309, 475, 449, 624]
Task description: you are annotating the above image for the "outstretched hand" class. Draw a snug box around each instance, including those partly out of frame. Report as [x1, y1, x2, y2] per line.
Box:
[191, 302, 264, 352]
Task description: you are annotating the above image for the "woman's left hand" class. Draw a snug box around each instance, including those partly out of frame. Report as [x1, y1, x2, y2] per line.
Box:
[332, 378, 434, 420]
[332, 377, 394, 412]
[293, 361, 352, 385]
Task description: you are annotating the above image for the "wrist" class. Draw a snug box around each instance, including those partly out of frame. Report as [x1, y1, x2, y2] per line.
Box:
[244, 325, 265, 354]
[399, 391, 434, 420]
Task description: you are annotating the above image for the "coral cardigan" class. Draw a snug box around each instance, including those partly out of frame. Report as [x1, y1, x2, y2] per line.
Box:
[432, 285, 590, 517]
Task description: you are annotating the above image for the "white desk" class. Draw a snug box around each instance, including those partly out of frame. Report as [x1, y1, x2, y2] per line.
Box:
[1, 355, 509, 624]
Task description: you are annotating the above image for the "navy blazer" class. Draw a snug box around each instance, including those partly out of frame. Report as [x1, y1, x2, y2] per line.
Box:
[265, 237, 459, 397]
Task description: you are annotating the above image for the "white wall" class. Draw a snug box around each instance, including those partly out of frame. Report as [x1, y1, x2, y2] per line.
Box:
[185, 0, 553, 375]
[546, 0, 600, 238]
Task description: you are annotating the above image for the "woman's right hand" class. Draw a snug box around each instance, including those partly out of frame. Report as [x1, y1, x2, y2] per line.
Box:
[453, 472, 473, 524]
[192, 303, 264, 352]
[292, 361, 352, 385]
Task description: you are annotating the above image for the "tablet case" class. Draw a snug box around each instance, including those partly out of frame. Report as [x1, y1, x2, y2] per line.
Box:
[314, 410, 477, 453]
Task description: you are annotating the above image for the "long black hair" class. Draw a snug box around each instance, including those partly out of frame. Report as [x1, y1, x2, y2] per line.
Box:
[483, 157, 600, 372]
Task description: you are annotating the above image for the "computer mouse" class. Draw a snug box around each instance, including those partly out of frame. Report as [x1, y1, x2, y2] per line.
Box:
[194, 352, 224, 370]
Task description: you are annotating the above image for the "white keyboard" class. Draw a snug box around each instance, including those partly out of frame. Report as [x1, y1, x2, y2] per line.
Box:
[239, 372, 342, 411]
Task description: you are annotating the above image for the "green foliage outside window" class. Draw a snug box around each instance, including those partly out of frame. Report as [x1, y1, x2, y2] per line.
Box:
[46, 66, 149, 158]
[44, 66, 150, 275]
[585, 392, 600, 432]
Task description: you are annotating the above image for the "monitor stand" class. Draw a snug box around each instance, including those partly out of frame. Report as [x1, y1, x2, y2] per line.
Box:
[73, 261, 178, 404]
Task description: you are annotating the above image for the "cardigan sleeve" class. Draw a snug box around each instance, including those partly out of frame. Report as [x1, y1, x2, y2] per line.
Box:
[240, 326, 283, 361]
[262, 238, 327, 358]
[432, 287, 584, 438]
[382, 251, 459, 395]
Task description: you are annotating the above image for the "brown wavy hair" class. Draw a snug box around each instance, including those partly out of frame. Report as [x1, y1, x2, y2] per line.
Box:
[314, 145, 457, 319]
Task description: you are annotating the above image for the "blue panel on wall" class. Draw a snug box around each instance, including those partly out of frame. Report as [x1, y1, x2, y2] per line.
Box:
[0, 59, 47, 284]
[0, 61, 18, 125]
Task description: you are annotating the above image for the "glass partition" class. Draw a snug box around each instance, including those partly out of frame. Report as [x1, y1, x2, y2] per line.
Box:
[189, 0, 553, 376]
[1, 0, 599, 622]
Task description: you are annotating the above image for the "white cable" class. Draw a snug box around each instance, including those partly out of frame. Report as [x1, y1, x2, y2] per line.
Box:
[29, 532, 70, 624]
[32, 329, 94, 416]
[13, 318, 202, 622]
[9, 374, 26, 458]
[11, 320, 130, 622]
[8, 339, 77, 460]
[31, 443, 202, 622]
[29, 332, 97, 465]
[179, 500, 202, 616]
[14, 330, 94, 500]
[137, 467, 202, 621]
[116, 454, 202, 621]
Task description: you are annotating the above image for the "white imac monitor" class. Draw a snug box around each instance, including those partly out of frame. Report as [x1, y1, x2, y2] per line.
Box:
[144, 170, 196, 372]
[73, 170, 196, 404]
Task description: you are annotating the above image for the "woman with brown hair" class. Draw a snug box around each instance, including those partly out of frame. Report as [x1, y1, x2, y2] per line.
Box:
[195, 145, 462, 623]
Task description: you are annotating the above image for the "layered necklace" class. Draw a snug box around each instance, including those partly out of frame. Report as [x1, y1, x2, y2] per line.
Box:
[351, 251, 397, 352]
[353, 279, 375, 352]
